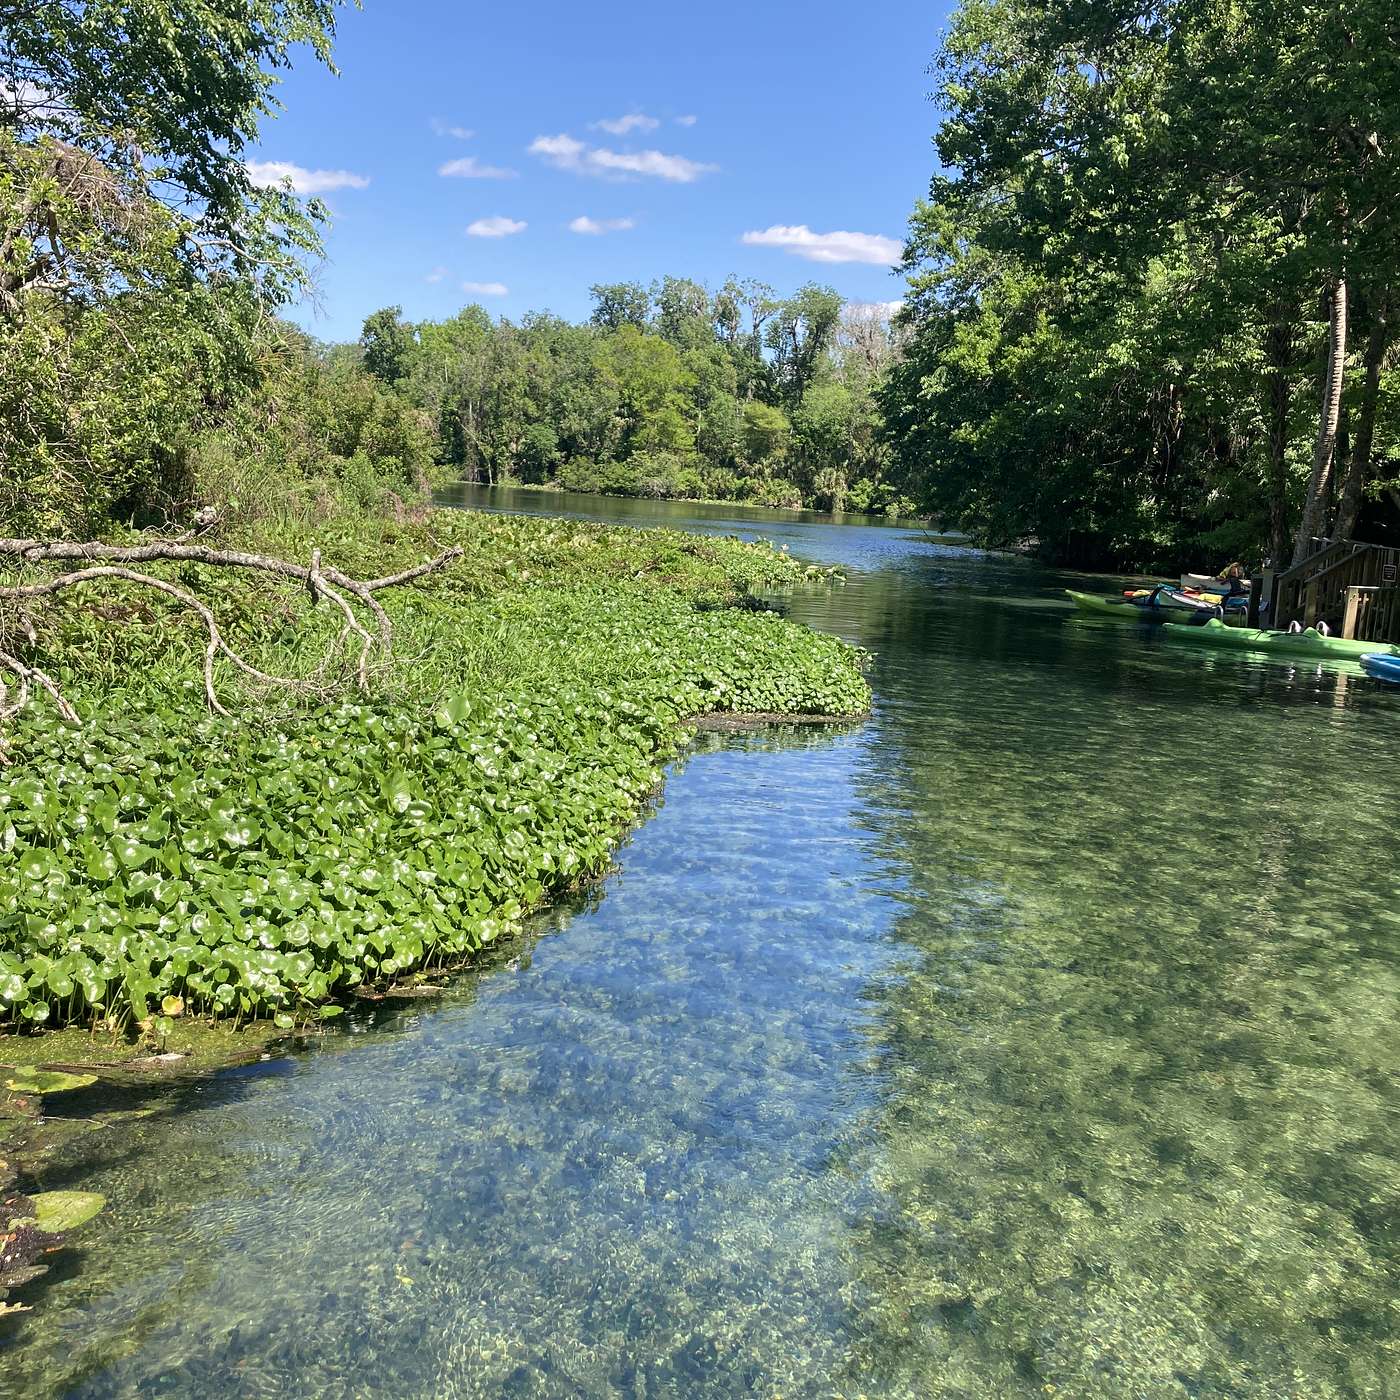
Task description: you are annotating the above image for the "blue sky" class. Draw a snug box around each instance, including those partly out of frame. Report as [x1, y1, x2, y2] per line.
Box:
[251, 0, 953, 342]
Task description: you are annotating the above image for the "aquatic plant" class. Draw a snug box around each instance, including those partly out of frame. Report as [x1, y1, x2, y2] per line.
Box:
[1, 1071, 106, 1318]
[0, 513, 868, 1031]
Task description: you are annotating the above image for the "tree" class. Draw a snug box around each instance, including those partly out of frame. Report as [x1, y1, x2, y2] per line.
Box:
[687, 344, 744, 474]
[883, 0, 1400, 567]
[652, 275, 712, 351]
[1336, 292, 1393, 541]
[792, 382, 856, 509]
[405, 304, 493, 458]
[0, 0, 349, 534]
[360, 306, 416, 387]
[765, 284, 842, 407]
[0, 134, 265, 532]
[741, 401, 791, 475]
[716, 276, 778, 401]
[588, 281, 649, 332]
[596, 325, 696, 458]
[0, 0, 346, 295]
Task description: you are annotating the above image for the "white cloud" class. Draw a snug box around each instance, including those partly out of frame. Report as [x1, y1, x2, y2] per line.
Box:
[591, 147, 714, 181]
[529, 133, 586, 166]
[592, 113, 659, 135]
[529, 133, 716, 183]
[740, 224, 901, 266]
[431, 118, 474, 139]
[425, 266, 448, 284]
[674, 114, 698, 127]
[569, 215, 636, 235]
[1, 79, 56, 113]
[439, 155, 518, 179]
[466, 215, 526, 238]
[462, 281, 508, 297]
[846, 299, 904, 319]
[245, 161, 369, 195]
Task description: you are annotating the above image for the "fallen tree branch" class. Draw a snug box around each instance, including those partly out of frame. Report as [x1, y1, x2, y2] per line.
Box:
[0, 649, 76, 722]
[0, 538, 463, 748]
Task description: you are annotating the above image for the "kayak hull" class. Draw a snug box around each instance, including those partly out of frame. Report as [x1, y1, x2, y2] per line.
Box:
[1066, 588, 1218, 621]
[1065, 589, 1148, 618]
[1361, 653, 1400, 684]
[1164, 617, 1400, 662]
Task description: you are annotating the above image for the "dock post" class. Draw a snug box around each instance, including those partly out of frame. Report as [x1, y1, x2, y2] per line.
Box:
[1250, 569, 1274, 628]
[1341, 586, 1365, 640]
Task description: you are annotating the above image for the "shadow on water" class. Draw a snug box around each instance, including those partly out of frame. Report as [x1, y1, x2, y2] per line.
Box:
[4, 490, 1398, 1398]
[788, 556, 1400, 1397]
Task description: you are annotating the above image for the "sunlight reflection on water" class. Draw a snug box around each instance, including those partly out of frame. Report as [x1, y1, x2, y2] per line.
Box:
[6, 491, 1399, 1398]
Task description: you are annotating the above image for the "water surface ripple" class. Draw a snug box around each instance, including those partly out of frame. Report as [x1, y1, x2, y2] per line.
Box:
[5, 488, 1398, 1398]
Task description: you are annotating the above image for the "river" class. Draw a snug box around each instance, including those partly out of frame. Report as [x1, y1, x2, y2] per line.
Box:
[4, 485, 1398, 1398]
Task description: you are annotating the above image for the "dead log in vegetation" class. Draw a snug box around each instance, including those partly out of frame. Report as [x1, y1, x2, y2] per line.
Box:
[0, 538, 463, 747]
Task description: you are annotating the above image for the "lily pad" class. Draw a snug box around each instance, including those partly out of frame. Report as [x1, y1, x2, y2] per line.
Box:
[30, 1190, 107, 1233]
[4, 1069, 98, 1096]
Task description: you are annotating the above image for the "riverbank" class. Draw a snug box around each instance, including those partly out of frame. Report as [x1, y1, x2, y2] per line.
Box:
[0, 507, 869, 1041]
[462, 476, 923, 523]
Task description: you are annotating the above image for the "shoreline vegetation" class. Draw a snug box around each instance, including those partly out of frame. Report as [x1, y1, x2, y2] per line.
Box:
[1, 502, 868, 1316]
[448, 477, 921, 522]
[0, 507, 870, 1041]
[353, 286, 913, 519]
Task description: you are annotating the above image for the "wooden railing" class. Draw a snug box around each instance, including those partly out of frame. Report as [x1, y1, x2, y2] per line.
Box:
[1342, 585, 1400, 643]
[1272, 539, 1400, 637]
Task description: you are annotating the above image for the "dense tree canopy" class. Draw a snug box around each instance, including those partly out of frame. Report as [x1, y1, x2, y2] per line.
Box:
[0, 0, 354, 534]
[357, 280, 909, 514]
[882, 0, 1400, 568]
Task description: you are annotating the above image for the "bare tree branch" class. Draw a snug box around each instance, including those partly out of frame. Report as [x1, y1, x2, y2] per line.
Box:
[0, 538, 463, 747]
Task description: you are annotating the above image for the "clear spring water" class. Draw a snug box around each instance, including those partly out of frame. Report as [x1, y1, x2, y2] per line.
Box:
[4, 488, 1399, 1398]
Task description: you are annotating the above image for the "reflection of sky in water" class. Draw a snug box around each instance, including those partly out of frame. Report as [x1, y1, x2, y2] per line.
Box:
[6, 494, 1400, 1398]
[437, 482, 953, 571]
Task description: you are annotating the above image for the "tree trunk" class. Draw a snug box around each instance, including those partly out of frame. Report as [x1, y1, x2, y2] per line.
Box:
[1335, 291, 1389, 542]
[1330, 399, 1350, 533]
[1264, 320, 1294, 566]
[1292, 274, 1348, 565]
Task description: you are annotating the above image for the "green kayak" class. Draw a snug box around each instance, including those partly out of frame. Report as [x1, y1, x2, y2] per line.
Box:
[1065, 588, 1219, 620]
[1162, 617, 1400, 661]
[1065, 589, 1141, 617]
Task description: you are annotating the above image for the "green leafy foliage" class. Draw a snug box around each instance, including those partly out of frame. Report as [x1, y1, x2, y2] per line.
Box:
[28, 1192, 106, 1235]
[884, 0, 1400, 568]
[0, 511, 867, 1031]
[356, 279, 909, 516]
[1, 0, 345, 284]
[186, 324, 438, 531]
[0, 1, 352, 535]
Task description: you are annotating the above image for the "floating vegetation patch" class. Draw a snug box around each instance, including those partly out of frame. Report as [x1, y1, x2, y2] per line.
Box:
[0, 512, 868, 1032]
[1, 1071, 107, 1318]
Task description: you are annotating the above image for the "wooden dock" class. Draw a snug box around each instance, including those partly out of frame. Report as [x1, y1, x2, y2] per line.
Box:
[1264, 539, 1400, 643]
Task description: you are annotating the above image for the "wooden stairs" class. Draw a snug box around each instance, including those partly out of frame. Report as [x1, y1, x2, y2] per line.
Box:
[1267, 538, 1400, 643]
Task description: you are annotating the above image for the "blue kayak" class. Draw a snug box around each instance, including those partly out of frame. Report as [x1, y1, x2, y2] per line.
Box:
[1361, 653, 1400, 685]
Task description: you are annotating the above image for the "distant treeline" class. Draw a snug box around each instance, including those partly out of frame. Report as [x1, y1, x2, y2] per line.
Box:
[349, 280, 909, 515]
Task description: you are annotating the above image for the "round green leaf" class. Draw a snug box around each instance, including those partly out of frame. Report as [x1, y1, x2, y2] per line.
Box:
[30, 1190, 107, 1233]
[5, 1068, 97, 1095]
